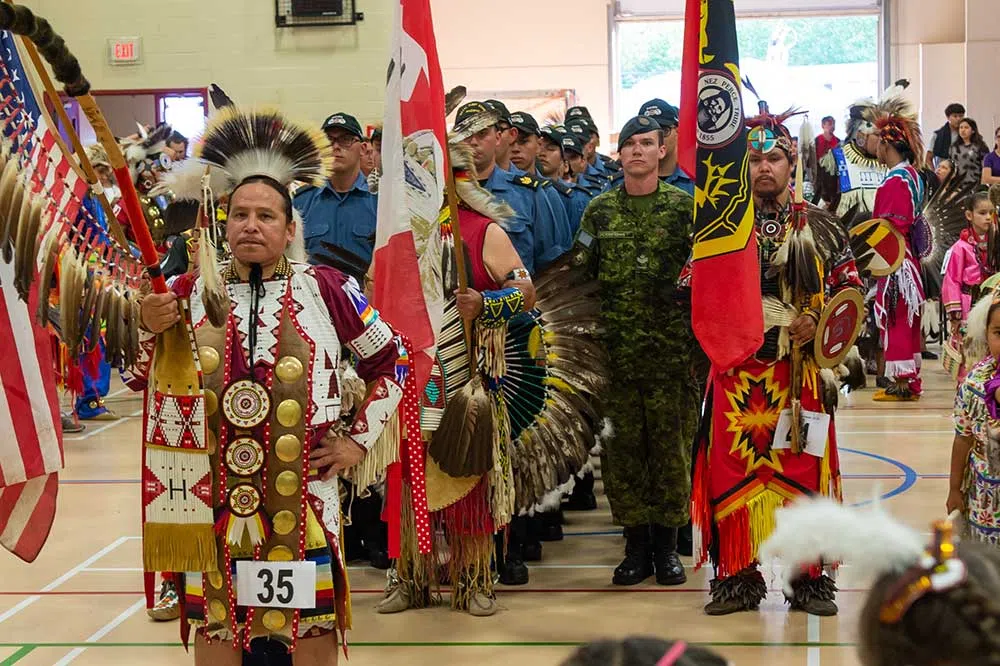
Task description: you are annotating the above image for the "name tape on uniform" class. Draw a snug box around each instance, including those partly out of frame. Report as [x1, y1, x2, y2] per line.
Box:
[236, 561, 317, 609]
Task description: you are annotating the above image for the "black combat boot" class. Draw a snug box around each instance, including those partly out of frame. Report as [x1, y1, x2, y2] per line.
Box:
[612, 525, 654, 586]
[564, 471, 598, 511]
[651, 525, 687, 585]
[677, 521, 693, 557]
[539, 509, 564, 541]
[522, 515, 543, 562]
[496, 526, 529, 586]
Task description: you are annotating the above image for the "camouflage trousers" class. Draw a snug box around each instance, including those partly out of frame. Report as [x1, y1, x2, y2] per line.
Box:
[601, 378, 697, 528]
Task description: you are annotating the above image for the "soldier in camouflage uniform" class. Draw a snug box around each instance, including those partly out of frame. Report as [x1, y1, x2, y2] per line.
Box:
[573, 116, 702, 586]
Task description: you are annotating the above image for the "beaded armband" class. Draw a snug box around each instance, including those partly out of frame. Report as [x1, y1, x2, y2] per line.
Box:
[478, 287, 525, 328]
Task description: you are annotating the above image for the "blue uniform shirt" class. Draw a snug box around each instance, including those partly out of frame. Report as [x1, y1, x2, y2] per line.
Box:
[293, 172, 378, 266]
[663, 166, 694, 195]
[481, 165, 572, 275]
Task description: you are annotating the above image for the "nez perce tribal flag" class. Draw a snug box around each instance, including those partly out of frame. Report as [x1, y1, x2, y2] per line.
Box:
[680, 0, 763, 373]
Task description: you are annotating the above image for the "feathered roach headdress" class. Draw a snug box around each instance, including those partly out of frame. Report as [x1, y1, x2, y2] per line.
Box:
[195, 106, 333, 190]
[121, 122, 172, 185]
[864, 94, 925, 170]
[184, 107, 333, 325]
[760, 498, 965, 620]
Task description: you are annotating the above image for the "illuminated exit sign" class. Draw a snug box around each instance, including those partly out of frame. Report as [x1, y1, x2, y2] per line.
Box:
[108, 37, 142, 65]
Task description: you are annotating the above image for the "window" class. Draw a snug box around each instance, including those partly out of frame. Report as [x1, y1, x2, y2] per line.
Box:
[157, 93, 207, 154]
[615, 14, 880, 138]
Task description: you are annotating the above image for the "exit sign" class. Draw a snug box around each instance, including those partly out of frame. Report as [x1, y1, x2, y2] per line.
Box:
[108, 37, 142, 65]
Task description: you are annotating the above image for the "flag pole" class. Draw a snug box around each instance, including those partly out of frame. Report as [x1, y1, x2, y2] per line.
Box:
[8, 19, 130, 253]
[444, 162, 474, 368]
[0, 3, 168, 294]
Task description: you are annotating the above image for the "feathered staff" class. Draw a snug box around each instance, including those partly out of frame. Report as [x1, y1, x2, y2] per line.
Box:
[0, 3, 168, 293]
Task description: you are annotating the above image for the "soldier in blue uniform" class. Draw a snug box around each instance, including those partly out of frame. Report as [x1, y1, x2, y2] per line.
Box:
[565, 124, 610, 196]
[293, 112, 378, 267]
[506, 112, 587, 235]
[536, 126, 592, 235]
[566, 105, 617, 176]
[638, 99, 694, 196]
[454, 102, 572, 276]
[484, 99, 518, 174]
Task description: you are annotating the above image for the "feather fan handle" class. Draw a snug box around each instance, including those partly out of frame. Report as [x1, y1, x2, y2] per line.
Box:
[759, 497, 925, 595]
[195, 107, 333, 187]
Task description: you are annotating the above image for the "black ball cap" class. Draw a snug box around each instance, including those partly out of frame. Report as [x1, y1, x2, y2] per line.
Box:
[560, 132, 585, 156]
[321, 112, 364, 139]
[566, 106, 593, 122]
[639, 98, 679, 128]
[565, 121, 592, 140]
[508, 111, 540, 136]
[617, 115, 659, 152]
[483, 99, 512, 124]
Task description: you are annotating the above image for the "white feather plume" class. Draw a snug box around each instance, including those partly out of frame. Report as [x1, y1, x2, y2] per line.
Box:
[152, 160, 229, 201]
[963, 292, 994, 371]
[759, 496, 925, 595]
[286, 208, 307, 263]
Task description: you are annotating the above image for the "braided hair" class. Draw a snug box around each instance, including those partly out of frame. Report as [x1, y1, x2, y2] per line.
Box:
[859, 541, 1000, 666]
[560, 637, 728, 666]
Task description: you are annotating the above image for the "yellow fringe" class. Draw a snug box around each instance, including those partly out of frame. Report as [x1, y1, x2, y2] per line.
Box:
[348, 411, 400, 490]
[480, 325, 515, 527]
[143, 523, 218, 573]
[746, 489, 786, 562]
[448, 532, 494, 611]
[396, 484, 438, 609]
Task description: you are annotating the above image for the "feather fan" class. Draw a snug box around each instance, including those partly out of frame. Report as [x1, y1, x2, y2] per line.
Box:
[759, 496, 925, 595]
[921, 173, 978, 288]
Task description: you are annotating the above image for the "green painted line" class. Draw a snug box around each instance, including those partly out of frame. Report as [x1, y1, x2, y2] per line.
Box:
[0, 641, 857, 649]
[0, 646, 35, 665]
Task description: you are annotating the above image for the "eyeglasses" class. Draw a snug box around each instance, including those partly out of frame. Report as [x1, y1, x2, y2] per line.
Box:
[327, 134, 361, 149]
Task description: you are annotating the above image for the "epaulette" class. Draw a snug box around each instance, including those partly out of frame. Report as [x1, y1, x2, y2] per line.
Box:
[546, 178, 574, 196]
[290, 181, 315, 198]
[513, 174, 541, 190]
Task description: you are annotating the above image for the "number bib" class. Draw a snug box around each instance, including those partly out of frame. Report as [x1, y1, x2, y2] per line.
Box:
[235, 561, 317, 609]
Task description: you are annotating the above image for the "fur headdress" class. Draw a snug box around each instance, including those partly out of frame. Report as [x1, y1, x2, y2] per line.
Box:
[864, 95, 925, 169]
[745, 100, 806, 158]
[85, 142, 110, 169]
[121, 122, 172, 180]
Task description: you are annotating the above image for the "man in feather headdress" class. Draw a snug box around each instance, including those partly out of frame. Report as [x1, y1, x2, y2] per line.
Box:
[376, 122, 537, 617]
[129, 108, 404, 664]
[690, 102, 863, 617]
[574, 115, 700, 588]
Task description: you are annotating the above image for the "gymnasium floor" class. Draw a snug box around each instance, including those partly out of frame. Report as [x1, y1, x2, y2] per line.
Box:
[0, 359, 955, 666]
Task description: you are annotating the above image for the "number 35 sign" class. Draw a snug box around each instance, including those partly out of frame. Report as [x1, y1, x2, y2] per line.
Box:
[235, 561, 316, 609]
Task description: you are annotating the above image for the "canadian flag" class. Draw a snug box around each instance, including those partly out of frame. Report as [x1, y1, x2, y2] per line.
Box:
[372, 0, 449, 392]
[373, 0, 448, 559]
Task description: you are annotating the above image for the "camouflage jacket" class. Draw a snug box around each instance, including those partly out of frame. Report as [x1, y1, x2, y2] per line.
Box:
[574, 181, 701, 375]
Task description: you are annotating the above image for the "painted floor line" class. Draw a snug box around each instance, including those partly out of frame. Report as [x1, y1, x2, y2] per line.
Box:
[0, 640, 859, 648]
[0, 646, 33, 666]
[807, 613, 821, 666]
[0, 536, 132, 625]
[0, 587, 875, 596]
[52, 599, 146, 666]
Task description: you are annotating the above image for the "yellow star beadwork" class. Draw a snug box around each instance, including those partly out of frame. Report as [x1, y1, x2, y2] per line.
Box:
[723, 367, 788, 474]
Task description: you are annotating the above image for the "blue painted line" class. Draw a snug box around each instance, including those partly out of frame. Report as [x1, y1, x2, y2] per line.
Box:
[564, 448, 924, 537]
[840, 447, 920, 506]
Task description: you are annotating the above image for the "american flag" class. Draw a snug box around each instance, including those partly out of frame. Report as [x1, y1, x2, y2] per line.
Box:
[0, 29, 90, 562]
